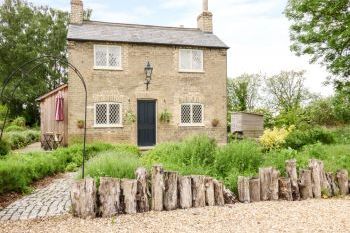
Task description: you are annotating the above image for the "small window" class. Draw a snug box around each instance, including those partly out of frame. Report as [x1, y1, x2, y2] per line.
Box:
[179, 49, 203, 72]
[180, 103, 204, 126]
[94, 102, 122, 127]
[94, 45, 122, 70]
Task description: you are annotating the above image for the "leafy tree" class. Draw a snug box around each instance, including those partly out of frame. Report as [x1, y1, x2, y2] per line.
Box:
[333, 83, 350, 124]
[264, 70, 310, 112]
[285, 0, 350, 80]
[0, 0, 69, 124]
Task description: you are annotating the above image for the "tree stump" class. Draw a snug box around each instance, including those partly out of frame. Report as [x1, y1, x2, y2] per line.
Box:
[223, 187, 237, 204]
[336, 169, 349, 196]
[326, 172, 339, 196]
[238, 176, 250, 203]
[135, 167, 149, 213]
[98, 177, 120, 217]
[259, 167, 279, 201]
[318, 160, 332, 196]
[298, 169, 313, 200]
[164, 171, 178, 211]
[178, 176, 192, 209]
[278, 177, 293, 201]
[285, 159, 300, 201]
[309, 159, 321, 198]
[191, 175, 206, 208]
[205, 177, 215, 206]
[121, 179, 137, 214]
[213, 179, 225, 206]
[71, 178, 97, 219]
[151, 165, 164, 211]
[249, 178, 260, 202]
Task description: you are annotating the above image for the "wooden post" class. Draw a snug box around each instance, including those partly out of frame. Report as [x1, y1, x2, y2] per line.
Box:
[326, 172, 339, 196]
[249, 178, 260, 202]
[213, 179, 225, 206]
[151, 165, 164, 211]
[318, 160, 332, 196]
[205, 177, 215, 206]
[98, 177, 120, 217]
[223, 187, 237, 204]
[71, 178, 97, 219]
[259, 167, 279, 201]
[238, 176, 250, 203]
[191, 175, 206, 208]
[298, 169, 313, 200]
[164, 171, 178, 211]
[178, 176, 192, 209]
[336, 169, 349, 196]
[285, 159, 300, 201]
[278, 177, 293, 201]
[135, 167, 149, 213]
[309, 159, 321, 198]
[121, 179, 137, 214]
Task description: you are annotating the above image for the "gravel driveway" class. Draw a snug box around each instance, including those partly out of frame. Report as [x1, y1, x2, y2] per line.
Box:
[1, 199, 350, 233]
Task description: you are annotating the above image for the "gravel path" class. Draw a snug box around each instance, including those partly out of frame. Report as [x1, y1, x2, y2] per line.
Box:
[1, 199, 350, 233]
[0, 173, 75, 221]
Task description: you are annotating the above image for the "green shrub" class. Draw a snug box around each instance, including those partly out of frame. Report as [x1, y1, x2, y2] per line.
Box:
[285, 127, 335, 150]
[4, 125, 26, 132]
[0, 139, 10, 157]
[12, 117, 26, 127]
[4, 130, 40, 150]
[81, 151, 141, 184]
[331, 126, 350, 144]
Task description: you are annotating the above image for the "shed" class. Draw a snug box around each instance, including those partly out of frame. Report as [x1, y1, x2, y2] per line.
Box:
[36, 84, 68, 146]
[231, 112, 264, 138]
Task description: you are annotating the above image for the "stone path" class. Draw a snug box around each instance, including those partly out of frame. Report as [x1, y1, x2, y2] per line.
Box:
[14, 142, 43, 154]
[0, 173, 75, 221]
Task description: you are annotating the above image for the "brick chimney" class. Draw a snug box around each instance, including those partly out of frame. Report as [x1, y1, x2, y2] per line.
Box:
[197, 0, 213, 33]
[70, 0, 83, 24]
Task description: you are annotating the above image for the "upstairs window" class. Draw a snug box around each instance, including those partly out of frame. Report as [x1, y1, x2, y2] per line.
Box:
[180, 103, 204, 126]
[94, 45, 122, 70]
[94, 102, 122, 127]
[179, 49, 204, 72]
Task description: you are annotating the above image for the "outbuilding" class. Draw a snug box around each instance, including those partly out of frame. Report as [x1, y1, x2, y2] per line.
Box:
[231, 112, 264, 138]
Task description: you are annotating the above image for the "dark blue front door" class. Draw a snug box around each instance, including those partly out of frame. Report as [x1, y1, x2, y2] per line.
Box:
[137, 100, 156, 146]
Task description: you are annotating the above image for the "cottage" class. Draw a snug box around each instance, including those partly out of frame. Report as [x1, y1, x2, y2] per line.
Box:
[62, 0, 229, 147]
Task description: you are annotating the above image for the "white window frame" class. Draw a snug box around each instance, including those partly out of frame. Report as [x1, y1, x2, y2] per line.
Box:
[179, 49, 204, 73]
[180, 103, 204, 127]
[93, 45, 122, 70]
[94, 102, 123, 128]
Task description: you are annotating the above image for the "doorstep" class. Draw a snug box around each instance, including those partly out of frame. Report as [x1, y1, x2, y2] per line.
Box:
[139, 146, 155, 152]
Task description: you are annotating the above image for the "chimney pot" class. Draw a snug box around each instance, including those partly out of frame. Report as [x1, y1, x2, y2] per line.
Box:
[197, 0, 213, 33]
[203, 0, 208, 12]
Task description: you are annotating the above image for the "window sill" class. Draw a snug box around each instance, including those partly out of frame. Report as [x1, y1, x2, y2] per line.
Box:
[93, 125, 123, 128]
[178, 70, 205, 74]
[179, 124, 205, 127]
[93, 66, 123, 71]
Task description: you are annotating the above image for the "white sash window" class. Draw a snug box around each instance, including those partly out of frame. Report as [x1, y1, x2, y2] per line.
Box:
[94, 45, 122, 70]
[179, 49, 204, 72]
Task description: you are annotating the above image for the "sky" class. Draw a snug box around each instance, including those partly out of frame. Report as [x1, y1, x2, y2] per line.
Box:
[2, 0, 334, 95]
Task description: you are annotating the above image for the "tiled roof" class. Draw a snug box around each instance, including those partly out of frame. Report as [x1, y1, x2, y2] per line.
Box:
[67, 21, 229, 49]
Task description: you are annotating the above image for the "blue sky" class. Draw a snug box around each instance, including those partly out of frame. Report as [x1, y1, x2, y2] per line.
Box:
[1, 0, 333, 95]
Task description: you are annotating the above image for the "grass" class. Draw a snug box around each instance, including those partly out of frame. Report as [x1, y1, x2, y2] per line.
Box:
[0, 143, 139, 194]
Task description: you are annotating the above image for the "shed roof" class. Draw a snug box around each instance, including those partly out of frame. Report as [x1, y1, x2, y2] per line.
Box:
[36, 84, 68, 102]
[67, 21, 229, 49]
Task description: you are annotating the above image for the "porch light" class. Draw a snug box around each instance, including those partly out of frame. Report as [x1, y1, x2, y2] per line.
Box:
[144, 61, 153, 90]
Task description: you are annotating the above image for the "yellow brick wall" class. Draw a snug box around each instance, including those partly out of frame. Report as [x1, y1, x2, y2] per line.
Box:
[67, 41, 228, 145]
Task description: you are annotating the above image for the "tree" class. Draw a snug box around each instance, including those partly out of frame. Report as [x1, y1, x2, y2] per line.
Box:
[285, 0, 350, 80]
[0, 0, 69, 124]
[264, 70, 310, 112]
[227, 73, 261, 112]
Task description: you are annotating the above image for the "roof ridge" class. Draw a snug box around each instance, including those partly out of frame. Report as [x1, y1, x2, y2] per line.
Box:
[83, 20, 200, 32]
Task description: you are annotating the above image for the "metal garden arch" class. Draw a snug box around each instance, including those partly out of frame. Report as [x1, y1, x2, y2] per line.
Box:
[0, 55, 88, 178]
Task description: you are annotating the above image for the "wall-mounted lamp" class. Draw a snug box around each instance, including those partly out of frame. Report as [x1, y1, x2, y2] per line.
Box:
[144, 61, 153, 90]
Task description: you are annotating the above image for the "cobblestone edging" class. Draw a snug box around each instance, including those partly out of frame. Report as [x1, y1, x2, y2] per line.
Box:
[0, 173, 75, 221]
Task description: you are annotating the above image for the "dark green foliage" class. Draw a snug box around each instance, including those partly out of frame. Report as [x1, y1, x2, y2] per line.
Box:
[4, 125, 25, 132]
[0, 139, 10, 156]
[0, 143, 139, 194]
[285, 127, 335, 150]
[12, 116, 26, 127]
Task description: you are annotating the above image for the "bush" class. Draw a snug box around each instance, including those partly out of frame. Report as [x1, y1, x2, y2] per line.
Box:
[4, 125, 26, 132]
[81, 151, 141, 185]
[0, 142, 140, 194]
[0, 139, 10, 157]
[259, 126, 294, 150]
[12, 117, 26, 127]
[4, 130, 40, 150]
[285, 127, 335, 150]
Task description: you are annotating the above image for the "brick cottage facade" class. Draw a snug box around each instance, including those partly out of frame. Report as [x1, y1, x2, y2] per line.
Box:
[67, 0, 229, 146]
